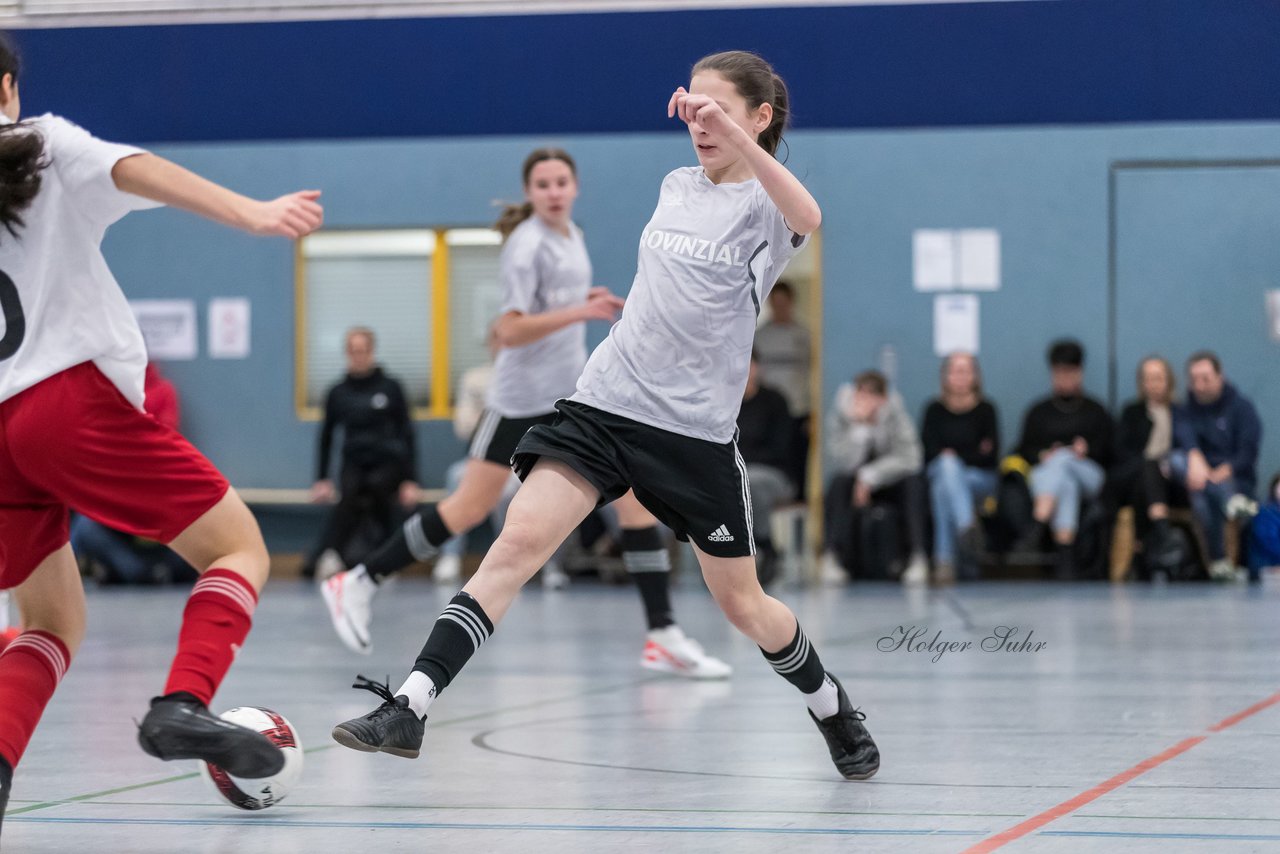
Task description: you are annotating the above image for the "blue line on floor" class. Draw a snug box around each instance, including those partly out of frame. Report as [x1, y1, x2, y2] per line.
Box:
[7, 816, 983, 836]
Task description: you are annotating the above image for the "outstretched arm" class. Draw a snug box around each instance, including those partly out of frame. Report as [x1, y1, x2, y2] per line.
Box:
[492, 288, 625, 349]
[111, 153, 323, 238]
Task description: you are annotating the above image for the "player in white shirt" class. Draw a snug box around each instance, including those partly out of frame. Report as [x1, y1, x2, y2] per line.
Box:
[322, 149, 731, 680]
[334, 51, 878, 781]
[0, 36, 323, 836]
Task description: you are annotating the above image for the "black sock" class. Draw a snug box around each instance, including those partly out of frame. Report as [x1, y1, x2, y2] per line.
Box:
[364, 505, 452, 583]
[761, 623, 826, 694]
[411, 592, 494, 693]
[622, 526, 675, 630]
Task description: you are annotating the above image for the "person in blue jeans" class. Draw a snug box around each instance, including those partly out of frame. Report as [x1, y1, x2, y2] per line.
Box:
[1014, 340, 1113, 578]
[1169, 351, 1262, 581]
[921, 352, 999, 583]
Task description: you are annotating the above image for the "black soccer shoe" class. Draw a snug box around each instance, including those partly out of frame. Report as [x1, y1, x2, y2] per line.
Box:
[809, 674, 880, 780]
[1, 755, 12, 836]
[137, 692, 285, 779]
[331, 675, 425, 759]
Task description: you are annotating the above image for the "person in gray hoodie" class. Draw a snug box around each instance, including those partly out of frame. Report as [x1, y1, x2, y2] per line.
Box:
[822, 371, 928, 584]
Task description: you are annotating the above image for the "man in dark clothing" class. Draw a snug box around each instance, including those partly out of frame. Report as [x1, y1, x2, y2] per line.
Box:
[737, 351, 795, 585]
[1015, 340, 1112, 568]
[1170, 351, 1263, 580]
[307, 328, 419, 578]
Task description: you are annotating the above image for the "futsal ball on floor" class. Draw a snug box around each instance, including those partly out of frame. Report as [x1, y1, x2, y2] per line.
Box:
[199, 707, 303, 810]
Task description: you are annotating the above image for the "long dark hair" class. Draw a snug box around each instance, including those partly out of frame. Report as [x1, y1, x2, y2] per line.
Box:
[692, 50, 790, 158]
[494, 148, 577, 240]
[0, 35, 45, 240]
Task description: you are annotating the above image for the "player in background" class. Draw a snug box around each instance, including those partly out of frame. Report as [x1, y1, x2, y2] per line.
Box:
[331, 51, 878, 781]
[0, 35, 323, 836]
[322, 148, 731, 679]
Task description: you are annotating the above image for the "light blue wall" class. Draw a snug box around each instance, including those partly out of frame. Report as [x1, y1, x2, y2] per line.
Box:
[105, 121, 1280, 491]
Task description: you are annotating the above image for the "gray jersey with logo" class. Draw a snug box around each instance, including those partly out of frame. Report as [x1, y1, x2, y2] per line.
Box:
[573, 167, 809, 442]
[487, 216, 591, 418]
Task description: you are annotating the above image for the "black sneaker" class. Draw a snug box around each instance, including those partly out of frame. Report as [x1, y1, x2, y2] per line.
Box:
[137, 692, 284, 778]
[1, 755, 11, 836]
[810, 674, 880, 780]
[331, 675, 425, 759]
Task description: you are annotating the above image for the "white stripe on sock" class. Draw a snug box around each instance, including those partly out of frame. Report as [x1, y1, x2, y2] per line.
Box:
[192, 577, 256, 615]
[404, 515, 438, 561]
[5, 633, 69, 682]
[443, 604, 490, 644]
[771, 632, 811, 675]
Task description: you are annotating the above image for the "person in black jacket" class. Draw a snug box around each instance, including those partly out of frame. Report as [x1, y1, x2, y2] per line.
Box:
[737, 350, 795, 585]
[1112, 356, 1179, 568]
[307, 327, 419, 576]
[1015, 340, 1112, 560]
[922, 352, 999, 584]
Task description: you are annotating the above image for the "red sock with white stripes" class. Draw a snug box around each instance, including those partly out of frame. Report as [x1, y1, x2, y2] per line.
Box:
[0, 630, 71, 768]
[163, 569, 258, 706]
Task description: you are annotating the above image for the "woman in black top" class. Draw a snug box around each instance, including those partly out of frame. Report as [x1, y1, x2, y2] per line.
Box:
[922, 352, 999, 583]
[1112, 356, 1177, 559]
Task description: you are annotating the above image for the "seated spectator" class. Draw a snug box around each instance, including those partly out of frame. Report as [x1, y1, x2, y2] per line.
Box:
[1112, 356, 1182, 574]
[922, 352, 999, 584]
[305, 327, 420, 578]
[755, 280, 812, 496]
[69, 362, 197, 585]
[737, 350, 796, 586]
[822, 370, 928, 585]
[1170, 351, 1262, 581]
[1244, 474, 1280, 583]
[1014, 339, 1112, 577]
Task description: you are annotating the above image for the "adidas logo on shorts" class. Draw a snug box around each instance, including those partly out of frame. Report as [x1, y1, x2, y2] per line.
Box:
[707, 525, 735, 543]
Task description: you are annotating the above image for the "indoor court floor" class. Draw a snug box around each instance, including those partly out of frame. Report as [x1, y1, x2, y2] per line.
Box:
[4, 574, 1279, 853]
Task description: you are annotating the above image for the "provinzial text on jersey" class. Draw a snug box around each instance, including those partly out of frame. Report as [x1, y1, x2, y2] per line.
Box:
[641, 229, 747, 266]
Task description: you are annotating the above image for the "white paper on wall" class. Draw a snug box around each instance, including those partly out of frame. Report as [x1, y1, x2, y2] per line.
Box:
[913, 229, 956, 291]
[209, 297, 251, 359]
[957, 229, 1001, 290]
[934, 294, 980, 357]
[130, 299, 197, 360]
[1268, 290, 1280, 343]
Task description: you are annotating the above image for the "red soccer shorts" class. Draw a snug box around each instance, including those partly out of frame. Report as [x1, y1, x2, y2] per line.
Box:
[0, 362, 229, 589]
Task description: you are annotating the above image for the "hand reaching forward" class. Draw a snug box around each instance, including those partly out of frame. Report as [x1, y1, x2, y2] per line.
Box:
[246, 190, 324, 239]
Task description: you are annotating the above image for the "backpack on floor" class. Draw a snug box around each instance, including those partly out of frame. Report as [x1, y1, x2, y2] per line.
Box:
[854, 503, 901, 581]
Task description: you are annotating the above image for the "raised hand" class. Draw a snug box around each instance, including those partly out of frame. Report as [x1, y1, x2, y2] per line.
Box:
[668, 87, 739, 144]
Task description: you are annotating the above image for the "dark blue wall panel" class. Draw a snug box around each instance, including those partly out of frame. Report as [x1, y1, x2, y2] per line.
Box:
[9, 0, 1280, 144]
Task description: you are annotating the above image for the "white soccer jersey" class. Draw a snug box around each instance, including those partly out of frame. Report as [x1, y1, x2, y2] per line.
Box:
[573, 167, 809, 443]
[0, 114, 158, 409]
[486, 215, 591, 418]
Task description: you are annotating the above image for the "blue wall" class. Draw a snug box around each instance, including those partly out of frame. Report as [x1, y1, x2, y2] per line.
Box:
[13, 0, 1280, 141]
[11, 1, 1280, 492]
[102, 121, 1280, 490]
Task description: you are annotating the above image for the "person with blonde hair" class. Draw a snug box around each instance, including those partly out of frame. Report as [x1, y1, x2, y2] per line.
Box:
[921, 352, 999, 583]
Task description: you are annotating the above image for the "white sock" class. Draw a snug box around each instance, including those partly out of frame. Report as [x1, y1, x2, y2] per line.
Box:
[396, 670, 438, 718]
[804, 674, 840, 720]
[351, 565, 376, 588]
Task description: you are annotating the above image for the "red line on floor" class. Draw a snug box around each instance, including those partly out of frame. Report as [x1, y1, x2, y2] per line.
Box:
[960, 690, 1280, 854]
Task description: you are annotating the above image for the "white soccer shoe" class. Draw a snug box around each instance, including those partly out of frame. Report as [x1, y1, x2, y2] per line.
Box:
[321, 569, 377, 655]
[641, 626, 732, 679]
[433, 553, 462, 583]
